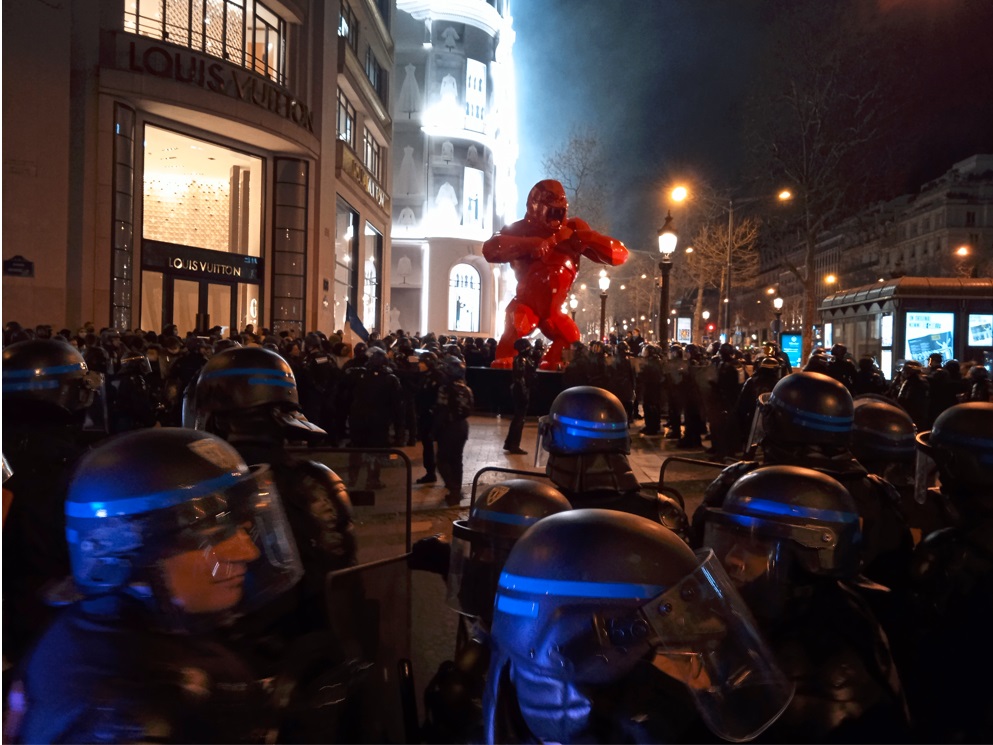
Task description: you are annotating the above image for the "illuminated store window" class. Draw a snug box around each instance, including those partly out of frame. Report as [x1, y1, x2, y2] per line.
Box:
[142, 125, 262, 256]
[448, 263, 480, 333]
[124, 0, 287, 86]
[363, 223, 383, 330]
[335, 198, 359, 331]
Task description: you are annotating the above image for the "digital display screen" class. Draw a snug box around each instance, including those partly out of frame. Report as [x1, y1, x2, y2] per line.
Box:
[904, 312, 955, 363]
[881, 314, 893, 348]
[677, 317, 691, 342]
[781, 333, 803, 369]
[968, 314, 992, 346]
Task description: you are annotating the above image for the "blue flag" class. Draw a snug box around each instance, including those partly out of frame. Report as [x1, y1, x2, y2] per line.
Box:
[345, 301, 370, 343]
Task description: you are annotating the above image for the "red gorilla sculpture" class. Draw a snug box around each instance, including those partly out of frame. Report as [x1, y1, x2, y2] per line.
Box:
[483, 180, 628, 369]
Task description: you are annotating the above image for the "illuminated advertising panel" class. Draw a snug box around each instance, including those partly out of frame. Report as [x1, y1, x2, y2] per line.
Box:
[782, 333, 803, 369]
[881, 314, 893, 348]
[904, 312, 955, 363]
[677, 317, 691, 342]
[968, 314, 993, 346]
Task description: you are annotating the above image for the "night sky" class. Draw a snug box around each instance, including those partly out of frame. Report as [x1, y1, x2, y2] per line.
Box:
[510, 0, 993, 253]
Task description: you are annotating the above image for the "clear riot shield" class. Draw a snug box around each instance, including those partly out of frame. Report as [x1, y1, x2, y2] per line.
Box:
[469, 466, 556, 510]
[657, 455, 729, 525]
[744, 392, 772, 459]
[302, 447, 413, 564]
[322, 552, 459, 743]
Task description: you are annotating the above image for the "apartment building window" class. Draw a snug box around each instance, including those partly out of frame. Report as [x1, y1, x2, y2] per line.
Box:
[363, 129, 382, 183]
[125, 0, 288, 86]
[339, 0, 358, 52]
[337, 89, 356, 149]
[375, 0, 390, 29]
[365, 48, 388, 103]
[966, 211, 977, 226]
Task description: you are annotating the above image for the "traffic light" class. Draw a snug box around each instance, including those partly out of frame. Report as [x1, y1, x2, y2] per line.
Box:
[706, 323, 715, 333]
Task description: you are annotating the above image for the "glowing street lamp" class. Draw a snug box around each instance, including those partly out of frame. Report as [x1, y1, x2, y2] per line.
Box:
[657, 211, 678, 350]
[598, 270, 610, 342]
[569, 293, 578, 321]
[773, 296, 784, 348]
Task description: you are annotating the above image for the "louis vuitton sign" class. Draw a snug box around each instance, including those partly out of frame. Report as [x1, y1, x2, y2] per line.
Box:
[124, 40, 314, 134]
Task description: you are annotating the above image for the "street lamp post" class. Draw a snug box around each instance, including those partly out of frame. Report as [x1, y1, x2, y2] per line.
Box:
[598, 270, 610, 343]
[657, 211, 677, 351]
[773, 296, 784, 349]
[702, 309, 710, 343]
[569, 294, 578, 321]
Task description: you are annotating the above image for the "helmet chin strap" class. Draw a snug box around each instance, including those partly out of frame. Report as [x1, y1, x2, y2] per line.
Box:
[547, 453, 640, 494]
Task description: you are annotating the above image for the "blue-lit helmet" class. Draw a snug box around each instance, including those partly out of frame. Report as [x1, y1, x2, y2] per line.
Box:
[486, 509, 793, 743]
[447, 479, 571, 622]
[536, 386, 630, 456]
[764, 371, 854, 446]
[917, 402, 993, 490]
[851, 398, 916, 464]
[2, 338, 102, 413]
[703, 465, 861, 589]
[189, 346, 324, 439]
[65, 428, 302, 626]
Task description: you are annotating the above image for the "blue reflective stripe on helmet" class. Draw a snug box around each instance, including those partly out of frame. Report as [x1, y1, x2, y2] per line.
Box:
[3, 380, 61, 392]
[3, 361, 86, 378]
[771, 398, 853, 432]
[498, 571, 665, 600]
[65, 470, 247, 519]
[472, 508, 540, 527]
[247, 376, 296, 388]
[200, 368, 294, 383]
[734, 496, 858, 523]
[935, 429, 993, 453]
[562, 424, 629, 439]
[552, 413, 627, 431]
[495, 594, 539, 618]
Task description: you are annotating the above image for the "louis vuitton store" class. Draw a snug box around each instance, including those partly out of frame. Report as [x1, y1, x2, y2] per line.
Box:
[2, 0, 342, 336]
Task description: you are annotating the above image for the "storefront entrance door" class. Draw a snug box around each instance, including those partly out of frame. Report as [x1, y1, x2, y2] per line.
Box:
[167, 277, 234, 335]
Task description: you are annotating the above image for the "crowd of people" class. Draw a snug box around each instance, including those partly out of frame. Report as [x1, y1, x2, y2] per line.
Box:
[2, 317, 992, 743]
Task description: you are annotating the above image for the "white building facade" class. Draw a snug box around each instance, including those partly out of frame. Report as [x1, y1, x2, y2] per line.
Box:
[388, 0, 517, 338]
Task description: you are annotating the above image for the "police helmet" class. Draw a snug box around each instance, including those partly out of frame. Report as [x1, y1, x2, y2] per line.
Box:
[917, 402, 993, 490]
[441, 354, 466, 381]
[764, 371, 854, 446]
[703, 465, 862, 591]
[447, 479, 571, 621]
[513, 338, 532, 353]
[488, 509, 792, 742]
[2, 338, 102, 413]
[851, 398, 916, 464]
[537, 386, 630, 456]
[191, 346, 324, 439]
[65, 428, 302, 626]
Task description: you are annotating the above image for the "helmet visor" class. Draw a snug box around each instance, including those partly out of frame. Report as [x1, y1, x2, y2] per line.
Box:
[533, 416, 551, 468]
[446, 520, 514, 619]
[154, 465, 303, 621]
[642, 550, 794, 742]
[744, 392, 771, 457]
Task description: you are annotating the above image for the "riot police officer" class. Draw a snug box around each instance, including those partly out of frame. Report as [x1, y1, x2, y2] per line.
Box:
[9, 428, 303, 743]
[420, 479, 572, 743]
[189, 346, 356, 639]
[503, 338, 536, 455]
[483, 509, 793, 743]
[903, 402, 993, 742]
[699, 465, 911, 743]
[2, 339, 102, 664]
[536, 385, 690, 541]
[696, 371, 914, 593]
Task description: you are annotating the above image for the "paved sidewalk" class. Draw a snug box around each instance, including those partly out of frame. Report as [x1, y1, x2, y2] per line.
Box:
[400, 413, 725, 515]
[349, 412, 731, 562]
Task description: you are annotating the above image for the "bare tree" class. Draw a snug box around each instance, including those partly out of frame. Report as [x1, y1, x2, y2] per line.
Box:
[746, 4, 882, 360]
[541, 126, 612, 232]
[681, 218, 761, 343]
